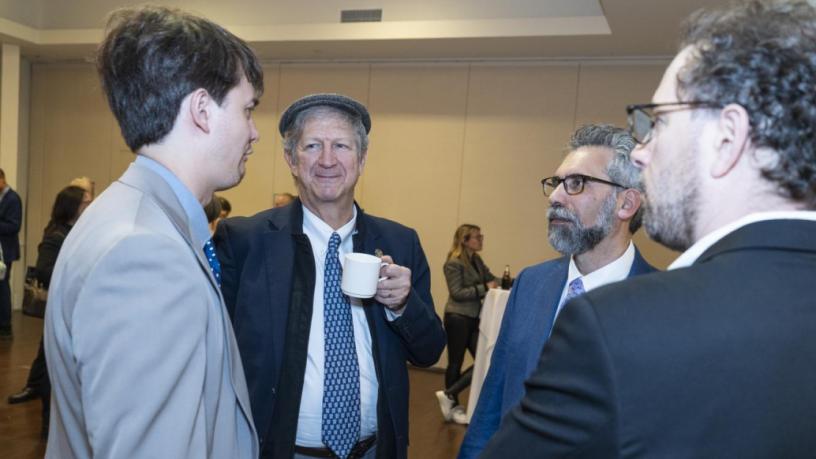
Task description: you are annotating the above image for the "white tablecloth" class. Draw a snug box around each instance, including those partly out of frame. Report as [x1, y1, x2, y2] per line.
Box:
[466, 288, 510, 422]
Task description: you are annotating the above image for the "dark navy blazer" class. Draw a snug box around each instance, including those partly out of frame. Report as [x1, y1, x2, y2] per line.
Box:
[459, 247, 655, 458]
[0, 186, 22, 263]
[215, 200, 445, 459]
[482, 220, 816, 457]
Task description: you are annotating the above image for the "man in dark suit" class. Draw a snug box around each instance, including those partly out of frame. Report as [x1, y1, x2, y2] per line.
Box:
[459, 124, 656, 458]
[0, 167, 22, 339]
[215, 94, 446, 459]
[482, 1, 816, 457]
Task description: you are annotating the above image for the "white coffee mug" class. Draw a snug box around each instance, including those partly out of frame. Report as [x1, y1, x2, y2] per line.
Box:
[342, 252, 386, 299]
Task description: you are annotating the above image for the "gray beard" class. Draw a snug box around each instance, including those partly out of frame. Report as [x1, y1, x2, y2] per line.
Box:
[547, 193, 617, 256]
[643, 186, 698, 252]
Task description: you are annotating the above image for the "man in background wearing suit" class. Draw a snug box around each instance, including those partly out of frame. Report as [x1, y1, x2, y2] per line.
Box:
[44, 7, 263, 458]
[459, 124, 655, 458]
[215, 94, 446, 459]
[0, 167, 22, 339]
[483, 1, 816, 457]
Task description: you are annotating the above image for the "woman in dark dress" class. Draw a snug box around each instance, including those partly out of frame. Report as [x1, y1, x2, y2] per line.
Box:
[6, 185, 90, 438]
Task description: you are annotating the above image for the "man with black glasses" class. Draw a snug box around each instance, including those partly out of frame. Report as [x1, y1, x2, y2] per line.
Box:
[482, 1, 816, 457]
[459, 124, 655, 458]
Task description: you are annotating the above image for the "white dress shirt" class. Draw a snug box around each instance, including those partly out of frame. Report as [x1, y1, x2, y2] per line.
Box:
[669, 211, 816, 270]
[555, 241, 636, 318]
[296, 206, 378, 446]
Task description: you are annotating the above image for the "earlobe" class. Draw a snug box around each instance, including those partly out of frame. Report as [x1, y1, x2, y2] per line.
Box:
[711, 103, 751, 178]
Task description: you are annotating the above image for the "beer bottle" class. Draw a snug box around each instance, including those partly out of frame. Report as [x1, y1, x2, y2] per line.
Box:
[501, 265, 512, 290]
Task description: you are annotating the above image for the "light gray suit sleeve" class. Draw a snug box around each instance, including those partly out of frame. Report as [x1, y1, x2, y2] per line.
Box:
[71, 233, 212, 458]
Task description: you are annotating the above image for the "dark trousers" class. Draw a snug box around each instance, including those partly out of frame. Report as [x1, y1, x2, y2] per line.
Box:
[443, 312, 479, 404]
[27, 338, 50, 393]
[0, 260, 12, 332]
[25, 337, 51, 432]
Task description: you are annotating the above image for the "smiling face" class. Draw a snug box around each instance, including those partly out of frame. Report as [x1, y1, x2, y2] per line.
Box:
[546, 146, 621, 255]
[209, 75, 260, 191]
[285, 109, 366, 214]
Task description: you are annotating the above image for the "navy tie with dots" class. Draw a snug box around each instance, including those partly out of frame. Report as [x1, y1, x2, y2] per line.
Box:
[203, 239, 221, 287]
[322, 232, 360, 459]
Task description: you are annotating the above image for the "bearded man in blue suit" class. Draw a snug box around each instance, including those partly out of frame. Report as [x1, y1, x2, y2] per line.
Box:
[459, 124, 656, 458]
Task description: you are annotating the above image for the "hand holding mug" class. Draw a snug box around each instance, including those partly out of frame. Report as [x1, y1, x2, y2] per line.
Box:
[373, 255, 411, 311]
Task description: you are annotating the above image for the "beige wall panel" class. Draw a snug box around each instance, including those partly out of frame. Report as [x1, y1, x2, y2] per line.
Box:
[25, 66, 47, 263]
[28, 65, 114, 256]
[574, 62, 679, 269]
[273, 63, 371, 208]
[460, 63, 580, 278]
[218, 63, 281, 218]
[364, 63, 470, 323]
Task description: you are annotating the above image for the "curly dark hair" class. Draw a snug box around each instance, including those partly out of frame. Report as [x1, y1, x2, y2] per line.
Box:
[677, 0, 816, 208]
[97, 6, 264, 152]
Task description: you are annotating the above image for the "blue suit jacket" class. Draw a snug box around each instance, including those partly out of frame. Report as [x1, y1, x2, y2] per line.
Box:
[458, 248, 656, 458]
[214, 200, 445, 459]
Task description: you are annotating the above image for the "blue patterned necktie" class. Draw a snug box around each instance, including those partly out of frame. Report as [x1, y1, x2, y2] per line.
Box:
[203, 239, 221, 287]
[322, 232, 360, 459]
[565, 277, 585, 302]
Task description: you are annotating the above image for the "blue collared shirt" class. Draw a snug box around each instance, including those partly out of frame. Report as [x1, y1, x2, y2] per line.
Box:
[134, 155, 211, 249]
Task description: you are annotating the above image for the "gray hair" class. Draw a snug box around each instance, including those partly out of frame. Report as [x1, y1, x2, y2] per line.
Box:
[568, 124, 643, 233]
[282, 106, 369, 164]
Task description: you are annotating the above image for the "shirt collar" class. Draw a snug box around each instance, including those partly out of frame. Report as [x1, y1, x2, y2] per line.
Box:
[566, 241, 635, 292]
[301, 204, 358, 249]
[669, 210, 816, 270]
[135, 155, 211, 247]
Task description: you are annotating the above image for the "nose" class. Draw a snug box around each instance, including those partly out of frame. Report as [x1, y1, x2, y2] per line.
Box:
[548, 181, 568, 206]
[317, 143, 337, 167]
[249, 119, 260, 144]
[630, 143, 651, 170]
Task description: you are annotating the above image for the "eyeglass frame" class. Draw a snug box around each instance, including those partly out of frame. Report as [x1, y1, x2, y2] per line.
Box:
[626, 101, 723, 144]
[540, 174, 625, 197]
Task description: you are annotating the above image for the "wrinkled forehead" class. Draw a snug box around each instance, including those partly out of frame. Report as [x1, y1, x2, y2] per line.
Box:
[654, 46, 695, 103]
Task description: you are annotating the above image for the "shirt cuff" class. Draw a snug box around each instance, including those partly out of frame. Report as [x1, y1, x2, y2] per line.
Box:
[384, 305, 406, 321]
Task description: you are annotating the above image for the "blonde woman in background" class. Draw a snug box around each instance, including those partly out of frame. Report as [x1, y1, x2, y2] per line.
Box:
[436, 224, 498, 424]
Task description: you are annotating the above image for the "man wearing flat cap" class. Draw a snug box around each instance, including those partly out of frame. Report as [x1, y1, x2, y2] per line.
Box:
[215, 93, 446, 459]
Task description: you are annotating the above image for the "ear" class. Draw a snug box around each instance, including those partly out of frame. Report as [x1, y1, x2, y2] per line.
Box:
[284, 149, 299, 177]
[710, 103, 751, 178]
[616, 188, 642, 222]
[359, 149, 368, 172]
[188, 88, 213, 134]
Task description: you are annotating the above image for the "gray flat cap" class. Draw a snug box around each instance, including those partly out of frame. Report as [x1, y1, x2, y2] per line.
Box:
[278, 93, 371, 135]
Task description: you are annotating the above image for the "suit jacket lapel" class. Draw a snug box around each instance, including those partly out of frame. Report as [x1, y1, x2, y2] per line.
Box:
[264, 204, 300, 375]
[542, 257, 570, 337]
[118, 162, 223, 292]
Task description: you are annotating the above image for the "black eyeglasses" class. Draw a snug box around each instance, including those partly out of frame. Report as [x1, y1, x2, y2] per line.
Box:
[626, 101, 722, 144]
[541, 174, 624, 196]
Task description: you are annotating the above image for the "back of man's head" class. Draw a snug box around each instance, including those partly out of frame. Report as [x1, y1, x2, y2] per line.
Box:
[569, 124, 643, 233]
[678, 0, 816, 208]
[97, 6, 264, 152]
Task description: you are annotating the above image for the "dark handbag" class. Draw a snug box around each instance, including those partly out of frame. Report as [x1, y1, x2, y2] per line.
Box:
[22, 277, 47, 319]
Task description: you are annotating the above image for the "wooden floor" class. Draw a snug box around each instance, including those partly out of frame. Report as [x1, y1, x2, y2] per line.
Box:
[0, 311, 467, 458]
